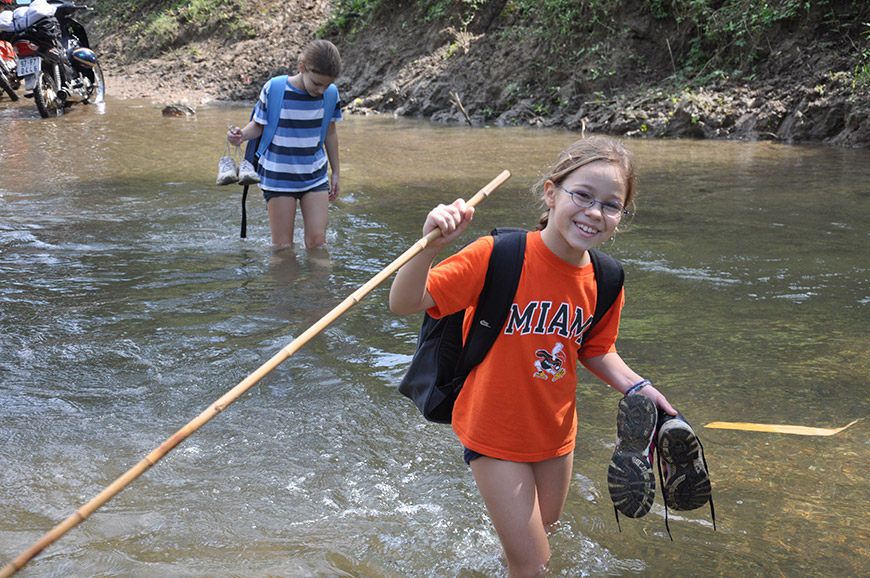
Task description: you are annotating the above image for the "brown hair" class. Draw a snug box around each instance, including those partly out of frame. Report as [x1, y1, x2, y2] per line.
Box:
[300, 39, 341, 79]
[533, 135, 637, 230]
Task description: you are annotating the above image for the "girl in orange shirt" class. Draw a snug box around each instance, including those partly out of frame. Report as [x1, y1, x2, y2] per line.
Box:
[390, 136, 678, 577]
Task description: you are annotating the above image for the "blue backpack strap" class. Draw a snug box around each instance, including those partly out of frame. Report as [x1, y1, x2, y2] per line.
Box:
[319, 83, 338, 148]
[257, 75, 288, 158]
[242, 75, 286, 166]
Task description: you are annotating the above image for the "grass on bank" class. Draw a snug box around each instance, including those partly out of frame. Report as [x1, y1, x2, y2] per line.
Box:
[329, 0, 870, 88]
[82, 0, 869, 106]
[86, 0, 255, 58]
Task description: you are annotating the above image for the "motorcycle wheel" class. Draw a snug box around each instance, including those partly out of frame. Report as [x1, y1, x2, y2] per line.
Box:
[84, 62, 105, 104]
[0, 68, 18, 101]
[34, 70, 63, 118]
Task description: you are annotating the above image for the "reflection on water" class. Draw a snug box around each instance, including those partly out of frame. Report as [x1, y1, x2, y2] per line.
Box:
[1, 96, 869, 577]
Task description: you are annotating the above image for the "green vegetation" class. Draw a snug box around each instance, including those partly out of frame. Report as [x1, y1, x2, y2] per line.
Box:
[85, 0, 867, 90]
[323, 0, 867, 122]
[856, 22, 870, 88]
[322, 0, 869, 121]
[650, 0, 869, 77]
[87, 0, 253, 57]
[328, 0, 869, 82]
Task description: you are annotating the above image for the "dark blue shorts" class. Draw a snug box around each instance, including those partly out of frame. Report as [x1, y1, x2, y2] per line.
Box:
[263, 184, 328, 202]
[463, 447, 488, 465]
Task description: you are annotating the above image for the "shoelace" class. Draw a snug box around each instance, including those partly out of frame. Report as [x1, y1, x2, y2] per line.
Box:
[655, 433, 717, 540]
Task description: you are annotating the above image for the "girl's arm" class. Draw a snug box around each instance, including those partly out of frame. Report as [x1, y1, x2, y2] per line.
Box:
[324, 122, 340, 201]
[389, 199, 474, 315]
[227, 121, 264, 147]
[581, 352, 676, 414]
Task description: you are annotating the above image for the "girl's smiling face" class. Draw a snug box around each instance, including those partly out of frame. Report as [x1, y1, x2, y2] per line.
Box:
[540, 160, 628, 265]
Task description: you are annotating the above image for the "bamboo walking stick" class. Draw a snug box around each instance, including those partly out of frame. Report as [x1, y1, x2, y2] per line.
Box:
[0, 170, 511, 578]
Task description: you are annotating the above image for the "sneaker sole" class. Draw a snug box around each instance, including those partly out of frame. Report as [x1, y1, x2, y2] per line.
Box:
[658, 420, 711, 511]
[607, 395, 657, 518]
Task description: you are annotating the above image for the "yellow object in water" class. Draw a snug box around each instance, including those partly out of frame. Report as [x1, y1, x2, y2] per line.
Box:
[704, 419, 861, 436]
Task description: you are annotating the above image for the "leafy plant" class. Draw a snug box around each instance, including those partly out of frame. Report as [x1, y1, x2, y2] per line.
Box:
[856, 22, 870, 88]
[86, 0, 244, 56]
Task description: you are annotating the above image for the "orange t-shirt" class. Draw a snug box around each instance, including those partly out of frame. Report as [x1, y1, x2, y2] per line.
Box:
[426, 231, 624, 462]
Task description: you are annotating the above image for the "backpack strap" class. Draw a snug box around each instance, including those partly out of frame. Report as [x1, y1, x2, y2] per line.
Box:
[585, 248, 625, 341]
[455, 230, 527, 375]
[490, 226, 528, 237]
[320, 83, 338, 149]
[240, 75, 287, 238]
[257, 75, 288, 158]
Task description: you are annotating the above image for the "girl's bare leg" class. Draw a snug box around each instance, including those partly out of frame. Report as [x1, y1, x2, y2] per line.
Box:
[299, 190, 329, 248]
[531, 452, 573, 529]
[267, 195, 298, 247]
[471, 453, 572, 577]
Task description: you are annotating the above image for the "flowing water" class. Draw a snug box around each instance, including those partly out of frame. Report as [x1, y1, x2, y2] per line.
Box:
[1, 96, 868, 578]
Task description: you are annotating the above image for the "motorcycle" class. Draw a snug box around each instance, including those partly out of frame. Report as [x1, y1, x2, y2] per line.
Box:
[0, 36, 18, 100]
[0, 0, 103, 117]
[0, 0, 18, 100]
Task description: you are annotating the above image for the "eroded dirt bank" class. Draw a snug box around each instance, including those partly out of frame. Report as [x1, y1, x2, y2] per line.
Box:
[89, 0, 870, 148]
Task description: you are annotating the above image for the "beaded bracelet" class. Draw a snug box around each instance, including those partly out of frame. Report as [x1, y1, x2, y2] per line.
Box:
[625, 379, 651, 396]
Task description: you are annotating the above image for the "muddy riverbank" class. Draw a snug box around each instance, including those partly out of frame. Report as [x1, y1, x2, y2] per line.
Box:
[88, 0, 870, 148]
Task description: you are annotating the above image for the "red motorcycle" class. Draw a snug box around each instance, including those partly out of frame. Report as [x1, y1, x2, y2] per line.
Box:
[1, 0, 103, 117]
[0, 0, 18, 100]
[0, 36, 18, 100]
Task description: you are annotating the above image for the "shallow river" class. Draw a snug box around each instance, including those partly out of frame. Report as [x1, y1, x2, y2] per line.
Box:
[1, 96, 869, 577]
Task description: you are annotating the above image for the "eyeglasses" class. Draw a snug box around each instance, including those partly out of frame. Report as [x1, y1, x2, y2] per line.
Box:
[553, 182, 630, 219]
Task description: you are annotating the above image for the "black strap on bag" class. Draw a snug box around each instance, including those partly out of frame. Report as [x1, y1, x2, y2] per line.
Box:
[241, 184, 250, 238]
[456, 229, 528, 381]
[397, 229, 527, 424]
[240, 129, 259, 239]
[584, 248, 625, 350]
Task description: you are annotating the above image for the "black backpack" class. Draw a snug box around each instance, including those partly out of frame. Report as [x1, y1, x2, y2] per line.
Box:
[398, 227, 625, 424]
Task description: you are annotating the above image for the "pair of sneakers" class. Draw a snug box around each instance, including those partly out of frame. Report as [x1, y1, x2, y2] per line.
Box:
[216, 152, 260, 186]
[606, 393, 715, 539]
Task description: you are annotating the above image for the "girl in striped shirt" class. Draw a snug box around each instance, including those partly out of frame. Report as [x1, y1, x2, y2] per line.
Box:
[228, 39, 342, 248]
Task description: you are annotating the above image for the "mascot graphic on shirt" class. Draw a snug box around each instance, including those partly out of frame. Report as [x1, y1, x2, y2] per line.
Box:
[533, 342, 567, 381]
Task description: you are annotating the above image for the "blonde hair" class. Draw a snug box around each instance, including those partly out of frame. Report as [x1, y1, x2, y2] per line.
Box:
[533, 136, 637, 230]
[300, 39, 341, 78]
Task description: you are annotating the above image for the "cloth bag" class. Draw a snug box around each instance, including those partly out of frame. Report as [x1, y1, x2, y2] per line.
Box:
[11, 0, 55, 32]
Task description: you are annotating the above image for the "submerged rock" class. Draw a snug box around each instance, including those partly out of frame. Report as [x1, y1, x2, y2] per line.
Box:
[162, 103, 196, 117]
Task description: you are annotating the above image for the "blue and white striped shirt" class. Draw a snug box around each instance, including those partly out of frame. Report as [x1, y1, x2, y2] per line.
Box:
[253, 78, 342, 193]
